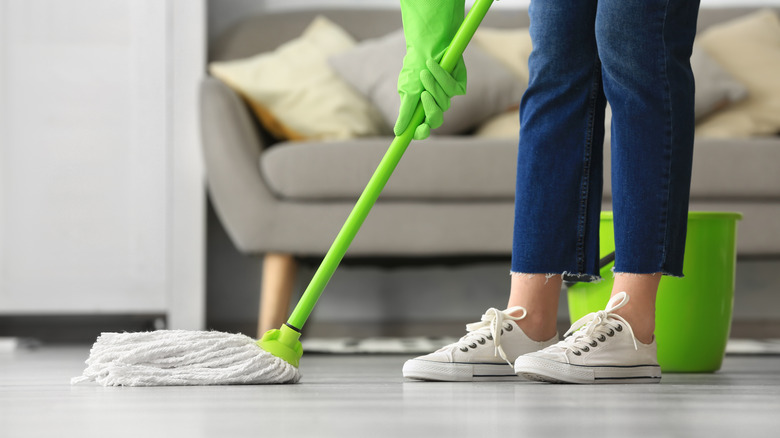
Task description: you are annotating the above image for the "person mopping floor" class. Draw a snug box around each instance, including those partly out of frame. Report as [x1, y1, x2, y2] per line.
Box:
[72, 0, 701, 386]
[397, 0, 700, 383]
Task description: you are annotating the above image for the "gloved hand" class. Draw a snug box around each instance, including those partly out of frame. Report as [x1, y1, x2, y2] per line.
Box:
[395, 0, 467, 140]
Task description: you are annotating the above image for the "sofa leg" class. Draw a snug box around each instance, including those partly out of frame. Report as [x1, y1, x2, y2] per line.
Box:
[258, 253, 298, 337]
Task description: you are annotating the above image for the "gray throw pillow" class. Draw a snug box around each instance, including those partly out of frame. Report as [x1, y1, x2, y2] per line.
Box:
[691, 45, 748, 121]
[328, 29, 525, 136]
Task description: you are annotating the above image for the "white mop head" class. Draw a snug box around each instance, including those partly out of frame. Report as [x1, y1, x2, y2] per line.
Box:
[71, 330, 301, 386]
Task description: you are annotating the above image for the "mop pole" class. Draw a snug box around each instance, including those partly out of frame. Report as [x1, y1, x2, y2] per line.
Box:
[260, 0, 496, 366]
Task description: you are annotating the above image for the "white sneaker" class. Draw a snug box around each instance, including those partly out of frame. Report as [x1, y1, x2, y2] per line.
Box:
[403, 307, 558, 381]
[514, 292, 661, 384]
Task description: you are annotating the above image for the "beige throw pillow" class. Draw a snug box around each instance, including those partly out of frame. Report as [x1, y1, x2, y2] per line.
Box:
[472, 27, 534, 86]
[209, 16, 385, 141]
[696, 9, 780, 137]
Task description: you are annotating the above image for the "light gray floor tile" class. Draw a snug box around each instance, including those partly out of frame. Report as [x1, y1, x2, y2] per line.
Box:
[1, 346, 779, 438]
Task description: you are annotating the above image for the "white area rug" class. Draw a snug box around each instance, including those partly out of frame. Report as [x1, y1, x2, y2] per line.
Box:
[302, 337, 780, 355]
[303, 337, 458, 354]
[725, 339, 780, 355]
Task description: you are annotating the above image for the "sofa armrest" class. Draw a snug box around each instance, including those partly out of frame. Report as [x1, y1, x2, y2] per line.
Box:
[200, 76, 268, 161]
[200, 77, 279, 253]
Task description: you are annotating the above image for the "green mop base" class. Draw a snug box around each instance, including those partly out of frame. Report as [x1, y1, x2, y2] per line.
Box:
[257, 324, 303, 368]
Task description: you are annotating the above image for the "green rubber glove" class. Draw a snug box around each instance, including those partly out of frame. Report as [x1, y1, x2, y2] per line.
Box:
[395, 0, 467, 140]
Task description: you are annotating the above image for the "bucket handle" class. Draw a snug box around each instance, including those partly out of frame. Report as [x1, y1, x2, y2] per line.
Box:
[599, 251, 616, 269]
[562, 251, 615, 284]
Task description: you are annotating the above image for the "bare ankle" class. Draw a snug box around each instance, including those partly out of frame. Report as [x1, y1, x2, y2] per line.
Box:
[506, 273, 562, 342]
[611, 274, 660, 345]
[613, 310, 655, 344]
[515, 315, 558, 342]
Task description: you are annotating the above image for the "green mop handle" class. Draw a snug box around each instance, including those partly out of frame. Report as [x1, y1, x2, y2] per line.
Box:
[286, 0, 495, 331]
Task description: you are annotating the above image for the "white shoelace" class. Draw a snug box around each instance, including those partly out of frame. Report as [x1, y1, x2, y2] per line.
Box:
[552, 291, 637, 364]
[456, 306, 527, 363]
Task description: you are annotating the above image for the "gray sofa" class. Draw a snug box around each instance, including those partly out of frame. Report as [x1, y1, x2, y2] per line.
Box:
[201, 7, 780, 336]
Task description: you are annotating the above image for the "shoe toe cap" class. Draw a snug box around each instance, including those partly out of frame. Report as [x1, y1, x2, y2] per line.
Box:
[412, 347, 455, 364]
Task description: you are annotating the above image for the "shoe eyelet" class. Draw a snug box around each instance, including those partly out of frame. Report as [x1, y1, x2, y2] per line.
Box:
[505, 324, 513, 332]
[581, 346, 590, 352]
[500, 329, 504, 335]
[469, 343, 477, 349]
[478, 338, 486, 345]
[460, 347, 468, 352]
[598, 335, 606, 342]
[616, 325, 623, 332]
[607, 329, 615, 337]
[589, 340, 598, 347]
[573, 350, 582, 356]
[486, 335, 493, 341]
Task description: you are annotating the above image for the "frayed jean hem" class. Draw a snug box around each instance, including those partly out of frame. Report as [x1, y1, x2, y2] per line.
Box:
[510, 271, 603, 284]
[611, 268, 684, 279]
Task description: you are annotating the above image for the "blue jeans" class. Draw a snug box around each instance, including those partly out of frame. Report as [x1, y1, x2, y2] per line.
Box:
[511, 0, 700, 280]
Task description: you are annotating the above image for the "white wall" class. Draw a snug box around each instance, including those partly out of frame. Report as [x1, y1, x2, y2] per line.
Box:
[1, 0, 169, 314]
[208, 0, 266, 45]
[208, 0, 780, 44]
[260, 0, 780, 11]
[0, 0, 206, 329]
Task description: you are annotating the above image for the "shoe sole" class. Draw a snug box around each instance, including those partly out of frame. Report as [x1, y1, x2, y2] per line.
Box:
[514, 356, 661, 384]
[403, 359, 523, 382]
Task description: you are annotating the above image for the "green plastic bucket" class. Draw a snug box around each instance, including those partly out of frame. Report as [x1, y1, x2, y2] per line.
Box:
[567, 211, 742, 372]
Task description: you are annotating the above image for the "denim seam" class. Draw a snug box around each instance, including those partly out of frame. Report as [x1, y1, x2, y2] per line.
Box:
[657, 0, 674, 275]
[576, 59, 602, 274]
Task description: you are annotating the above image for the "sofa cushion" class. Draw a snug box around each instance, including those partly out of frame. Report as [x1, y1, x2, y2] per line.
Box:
[263, 136, 780, 202]
[328, 30, 525, 136]
[260, 138, 519, 201]
[602, 137, 780, 200]
[688, 137, 780, 199]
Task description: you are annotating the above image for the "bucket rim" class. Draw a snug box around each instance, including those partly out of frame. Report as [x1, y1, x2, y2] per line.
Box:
[599, 211, 742, 221]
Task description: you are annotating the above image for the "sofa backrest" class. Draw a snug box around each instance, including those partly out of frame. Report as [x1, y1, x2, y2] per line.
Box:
[209, 7, 779, 62]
